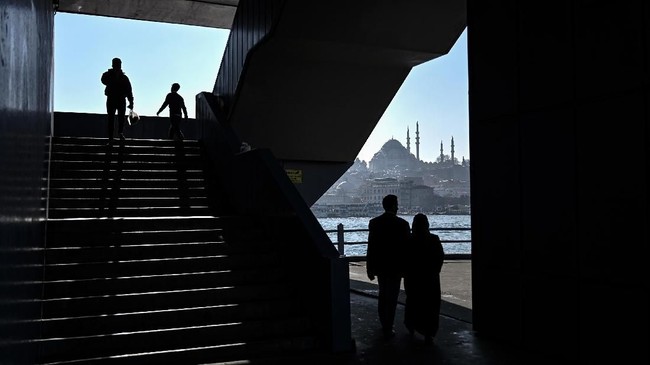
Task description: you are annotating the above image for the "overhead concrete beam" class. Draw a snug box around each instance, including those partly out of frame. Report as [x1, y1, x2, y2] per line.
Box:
[57, 0, 239, 29]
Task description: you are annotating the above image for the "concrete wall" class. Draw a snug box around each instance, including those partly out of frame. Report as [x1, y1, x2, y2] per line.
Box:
[54, 112, 202, 140]
[0, 0, 54, 362]
[468, 1, 648, 363]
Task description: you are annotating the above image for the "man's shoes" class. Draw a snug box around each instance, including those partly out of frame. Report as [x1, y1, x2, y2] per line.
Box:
[382, 329, 396, 340]
[407, 328, 415, 340]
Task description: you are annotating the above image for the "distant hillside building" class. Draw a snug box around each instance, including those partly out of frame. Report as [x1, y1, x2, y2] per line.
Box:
[409, 184, 436, 211]
[360, 178, 400, 204]
[359, 177, 435, 211]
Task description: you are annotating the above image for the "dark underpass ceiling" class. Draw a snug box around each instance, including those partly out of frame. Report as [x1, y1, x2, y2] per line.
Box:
[57, 0, 239, 29]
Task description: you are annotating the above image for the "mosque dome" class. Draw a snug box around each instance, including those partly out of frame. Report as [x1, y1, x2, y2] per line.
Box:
[380, 139, 405, 152]
[369, 138, 419, 173]
[372, 139, 409, 159]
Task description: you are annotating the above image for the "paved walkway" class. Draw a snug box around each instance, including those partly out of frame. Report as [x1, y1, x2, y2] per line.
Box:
[331, 260, 552, 365]
[348, 260, 473, 322]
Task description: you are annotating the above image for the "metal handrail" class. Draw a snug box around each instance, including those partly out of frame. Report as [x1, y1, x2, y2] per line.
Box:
[324, 224, 471, 261]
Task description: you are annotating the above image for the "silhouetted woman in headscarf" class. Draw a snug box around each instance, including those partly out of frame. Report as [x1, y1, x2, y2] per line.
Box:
[404, 213, 445, 344]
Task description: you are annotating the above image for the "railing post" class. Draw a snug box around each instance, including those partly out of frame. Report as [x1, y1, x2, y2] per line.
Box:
[336, 223, 345, 256]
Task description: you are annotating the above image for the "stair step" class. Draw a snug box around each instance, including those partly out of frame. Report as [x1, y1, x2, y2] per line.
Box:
[39, 316, 313, 364]
[0, 300, 294, 339]
[47, 216, 226, 233]
[39, 268, 288, 298]
[47, 188, 208, 200]
[45, 241, 227, 263]
[50, 136, 200, 147]
[48, 143, 200, 152]
[1, 334, 321, 365]
[51, 145, 202, 154]
[50, 143, 201, 154]
[48, 196, 211, 208]
[42, 252, 281, 280]
[49, 178, 207, 189]
[49, 160, 205, 172]
[38, 334, 319, 365]
[37, 299, 305, 338]
[44, 241, 276, 263]
[47, 228, 224, 246]
[50, 143, 201, 152]
[49, 152, 204, 165]
[40, 284, 297, 318]
[47, 206, 215, 218]
[49, 169, 206, 179]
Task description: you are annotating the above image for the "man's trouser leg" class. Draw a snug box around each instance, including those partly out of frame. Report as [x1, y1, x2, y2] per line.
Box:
[169, 114, 183, 140]
[106, 101, 117, 139]
[377, 274, 401, 333]
[116, 100, 126, 135]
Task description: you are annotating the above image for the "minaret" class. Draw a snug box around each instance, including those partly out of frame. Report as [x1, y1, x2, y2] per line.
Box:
[451, 136, 455, 165]
[415, 121, 420, 161]
[406, 127, 411, 153]
[439, 140, 444, 162]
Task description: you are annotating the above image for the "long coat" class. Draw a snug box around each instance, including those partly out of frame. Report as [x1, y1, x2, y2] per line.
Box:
[403, 232, 445, 337]
[366, 212, 411, 277]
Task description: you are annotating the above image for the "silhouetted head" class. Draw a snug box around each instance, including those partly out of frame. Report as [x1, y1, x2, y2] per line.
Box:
[111, 57, 122, 70]
[382, 194, 398, 214]
[171, 83, 180, 92]
[411, 213, 430, 236]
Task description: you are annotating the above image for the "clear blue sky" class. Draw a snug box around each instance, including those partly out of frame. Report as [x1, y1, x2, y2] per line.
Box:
[54, 13, 469, 163]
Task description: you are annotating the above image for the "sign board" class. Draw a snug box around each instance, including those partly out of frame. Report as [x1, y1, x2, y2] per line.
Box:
[285, 169, 303, 184]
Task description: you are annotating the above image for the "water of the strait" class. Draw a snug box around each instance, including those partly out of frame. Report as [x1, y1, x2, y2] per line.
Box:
[316, 215, 471, 257]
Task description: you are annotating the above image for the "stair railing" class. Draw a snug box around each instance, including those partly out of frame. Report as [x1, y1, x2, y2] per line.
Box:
[197, 91, 353, 353]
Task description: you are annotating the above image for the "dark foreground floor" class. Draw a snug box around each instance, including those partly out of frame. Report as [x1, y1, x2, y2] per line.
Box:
[337, 280, 551, 365]
[210, 285, 552, 365]
[205, 261, 552, 365]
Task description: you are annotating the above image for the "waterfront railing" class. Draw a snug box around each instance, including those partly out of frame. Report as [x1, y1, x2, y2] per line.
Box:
[325, 223, 471, 262]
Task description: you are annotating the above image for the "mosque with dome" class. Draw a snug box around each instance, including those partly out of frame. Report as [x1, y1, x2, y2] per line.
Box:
[369, 122, 469, 173]
[313, 123, 470, 216]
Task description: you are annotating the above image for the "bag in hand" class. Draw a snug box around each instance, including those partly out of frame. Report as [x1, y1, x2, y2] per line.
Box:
[128, 109, 140, 126]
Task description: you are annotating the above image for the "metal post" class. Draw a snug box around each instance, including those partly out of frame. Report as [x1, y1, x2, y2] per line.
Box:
[336, 223, 345, 256]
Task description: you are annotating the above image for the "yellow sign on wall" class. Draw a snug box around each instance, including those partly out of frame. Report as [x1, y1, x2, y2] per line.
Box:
[285, 169, 303, 184]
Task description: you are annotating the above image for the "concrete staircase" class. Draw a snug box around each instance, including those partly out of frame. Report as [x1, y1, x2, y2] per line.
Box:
[24, 136, 324, 364]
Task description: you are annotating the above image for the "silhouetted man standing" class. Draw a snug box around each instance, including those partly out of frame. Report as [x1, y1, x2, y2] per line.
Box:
[367, 194, 411, 339]
[101, 57, 134, 141]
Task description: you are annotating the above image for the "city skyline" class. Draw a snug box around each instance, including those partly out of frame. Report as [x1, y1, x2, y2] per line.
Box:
[366, 126, 467, 166]
[53, 13, 469, 163]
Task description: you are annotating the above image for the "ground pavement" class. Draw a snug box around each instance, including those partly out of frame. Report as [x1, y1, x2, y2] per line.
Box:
[332, 260, 553, 365]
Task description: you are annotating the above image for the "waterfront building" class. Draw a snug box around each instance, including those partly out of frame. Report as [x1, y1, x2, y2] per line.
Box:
[408, 184, 436, 211]
[359, 177, 400, 204]
[431, 179, 471, 198]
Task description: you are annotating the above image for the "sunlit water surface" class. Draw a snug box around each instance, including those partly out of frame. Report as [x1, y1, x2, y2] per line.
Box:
[316, 215, 471, 256]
